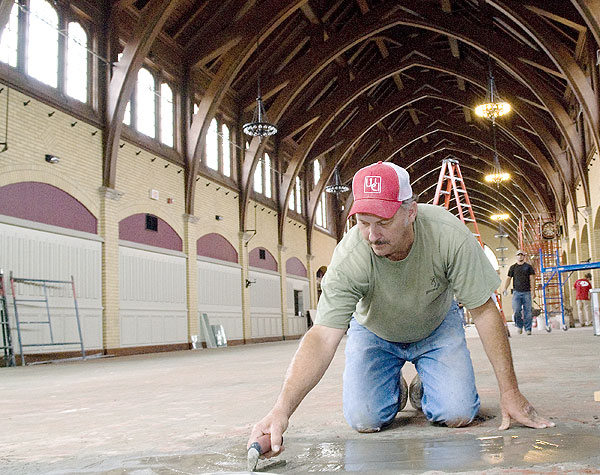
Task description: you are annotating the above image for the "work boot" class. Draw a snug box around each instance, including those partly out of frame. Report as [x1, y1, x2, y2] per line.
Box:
[399, 375, 408, 411]
[409, 374, 423, 411]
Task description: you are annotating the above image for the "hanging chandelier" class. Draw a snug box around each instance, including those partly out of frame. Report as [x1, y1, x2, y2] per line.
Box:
[479, 58, 511, 185]
[243, 42, 277, 140]
[475, 66, 511, 120]
[242, 92, 278, 138]
[325, 167, 350, 194]
[484, 171, 510, 184]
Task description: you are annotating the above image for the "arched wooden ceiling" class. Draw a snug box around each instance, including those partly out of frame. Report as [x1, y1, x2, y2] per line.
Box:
[107, 0, 599, 249]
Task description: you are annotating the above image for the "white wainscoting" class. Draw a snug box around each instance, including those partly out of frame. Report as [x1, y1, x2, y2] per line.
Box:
[119, 245, 187, 347]
[249, 268, 282, 339]
[286, 276, 310, 336]
[197, 258, 243, 342]
[0, 220, 103, 353]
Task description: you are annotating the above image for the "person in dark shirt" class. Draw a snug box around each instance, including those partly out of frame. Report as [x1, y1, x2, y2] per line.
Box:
[501, 250, 536, 335]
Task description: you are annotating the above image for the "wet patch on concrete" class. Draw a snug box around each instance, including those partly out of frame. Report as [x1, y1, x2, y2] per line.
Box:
[21, 425, 599, 474]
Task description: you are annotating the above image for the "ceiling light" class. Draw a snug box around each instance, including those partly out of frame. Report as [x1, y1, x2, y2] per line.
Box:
[475, 101, 511, 119]
[243, 46, 277, 140]
[475, 60, 511, 121]
[484, 172, 510, 184]
[242, 93, 278, 138]
[490, 213, 510, 221]
[325, 167, 350, 195]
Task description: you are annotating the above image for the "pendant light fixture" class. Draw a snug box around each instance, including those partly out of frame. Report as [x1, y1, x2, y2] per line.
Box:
[243, 39, 277, 140]
[475, 60, 511, 120]
[325, 166, 350, 195]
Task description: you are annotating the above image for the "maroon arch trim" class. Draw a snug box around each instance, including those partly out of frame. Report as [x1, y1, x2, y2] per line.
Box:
[119, 213, 182, 252]
[249, 247, 278, 271]
[0, 182, 97, 234]
[286, 257, 307, 278]
[197, 233, 238, 263]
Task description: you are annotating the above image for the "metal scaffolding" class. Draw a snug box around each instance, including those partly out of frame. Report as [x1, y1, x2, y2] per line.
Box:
[9, 273, 85, 366]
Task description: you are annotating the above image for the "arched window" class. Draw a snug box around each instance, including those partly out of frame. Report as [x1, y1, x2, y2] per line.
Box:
[28, 0, 59, 88]
[0, 2, 91, 105]
[0, 4, 19, 67]
[136, 68, 156, 137]
[316, 194, 327, 228]
[313, 159, 321, 186]
[313, 160, 327, 227]
[294, 176, 302, 214]
[123, 100, 131, 126]
[160, 82, 174, 147]
[206, 118, 219, 170]
[253, 157, 263, 194]
[66, 22, 88, 102]
[264, 153, 272, 198]
[222, 124, 231, 177]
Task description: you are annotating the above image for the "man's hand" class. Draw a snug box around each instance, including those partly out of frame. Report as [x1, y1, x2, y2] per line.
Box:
[246, 325, 345, 459]
[247, 410, 289, 458]
[498, 388, 555, 430]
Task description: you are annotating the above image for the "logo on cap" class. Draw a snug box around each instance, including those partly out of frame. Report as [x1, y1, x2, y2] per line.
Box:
[364, 176, 381, 193]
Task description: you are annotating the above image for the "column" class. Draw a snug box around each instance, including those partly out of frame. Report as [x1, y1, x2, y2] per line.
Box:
[278, 244, 288, 339]
[240, 231, 252, 342]
[183, 214, 199, 345]
[306, 253, 316, 309]
[98, 186, 123, 353]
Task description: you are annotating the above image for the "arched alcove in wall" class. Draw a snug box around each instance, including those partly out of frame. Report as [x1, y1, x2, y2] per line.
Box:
[0, 181, 97, 233]
[119, 213, 182, 251]
[249, 247, 277, 271]
[286, 257, 307, 277]
[197, 233, 238, 263]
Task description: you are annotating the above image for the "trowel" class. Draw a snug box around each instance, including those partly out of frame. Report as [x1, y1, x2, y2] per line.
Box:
[247, 433, 271, 472]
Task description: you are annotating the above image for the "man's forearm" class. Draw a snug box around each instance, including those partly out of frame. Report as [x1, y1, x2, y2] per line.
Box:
[472, 299, 518, 394]
[272, 325, 345, 418]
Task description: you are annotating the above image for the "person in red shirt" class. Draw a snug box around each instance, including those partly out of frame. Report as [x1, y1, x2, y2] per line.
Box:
[573, 273, 593, 327]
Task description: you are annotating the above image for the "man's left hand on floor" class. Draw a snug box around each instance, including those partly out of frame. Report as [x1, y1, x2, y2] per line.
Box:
[498, 388, 555, 430]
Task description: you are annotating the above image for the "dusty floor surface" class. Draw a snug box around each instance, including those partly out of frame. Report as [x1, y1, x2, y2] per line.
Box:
[1, 325, 599, 474]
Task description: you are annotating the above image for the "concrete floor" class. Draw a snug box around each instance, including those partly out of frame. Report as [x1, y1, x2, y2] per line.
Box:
[1, 325, 599, 475]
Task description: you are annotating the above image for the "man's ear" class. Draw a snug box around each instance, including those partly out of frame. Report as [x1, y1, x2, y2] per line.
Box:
[408, 201, 418, 222]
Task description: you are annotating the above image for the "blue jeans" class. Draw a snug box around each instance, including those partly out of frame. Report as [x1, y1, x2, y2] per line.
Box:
[343, 302, 480, 432]
[512, 291, 532, 332]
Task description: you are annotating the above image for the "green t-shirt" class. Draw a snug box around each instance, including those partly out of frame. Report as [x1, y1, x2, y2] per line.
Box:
[315, 204, 501, 342]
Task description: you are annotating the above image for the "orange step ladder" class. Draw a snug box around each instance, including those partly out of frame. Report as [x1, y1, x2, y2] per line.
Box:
[432, 158, 510, 335]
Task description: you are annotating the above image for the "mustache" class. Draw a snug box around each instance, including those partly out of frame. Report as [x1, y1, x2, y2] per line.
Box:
[370, 240, 390, 246]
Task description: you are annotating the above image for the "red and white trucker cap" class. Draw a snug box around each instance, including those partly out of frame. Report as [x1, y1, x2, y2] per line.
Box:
[348, 161, 412, 219]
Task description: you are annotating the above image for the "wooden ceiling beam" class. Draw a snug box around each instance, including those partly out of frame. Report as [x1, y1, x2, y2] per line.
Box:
[186, 0, 307, 67]
[344, 123, 553, 217]
[300, 3, 320, 24]
[239, 0, 585, 243]
[355, 0, 369, 15]
[103, 0, 178, 188]
[490, 0, 595, 205]
[570, 0, 600, 47]
[188, 0, 306, 223]
[312, 89, 565, 211]
[169, 0, 209, 40]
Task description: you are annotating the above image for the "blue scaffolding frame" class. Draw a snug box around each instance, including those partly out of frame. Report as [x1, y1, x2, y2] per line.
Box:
[539, 249, 600, 332]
